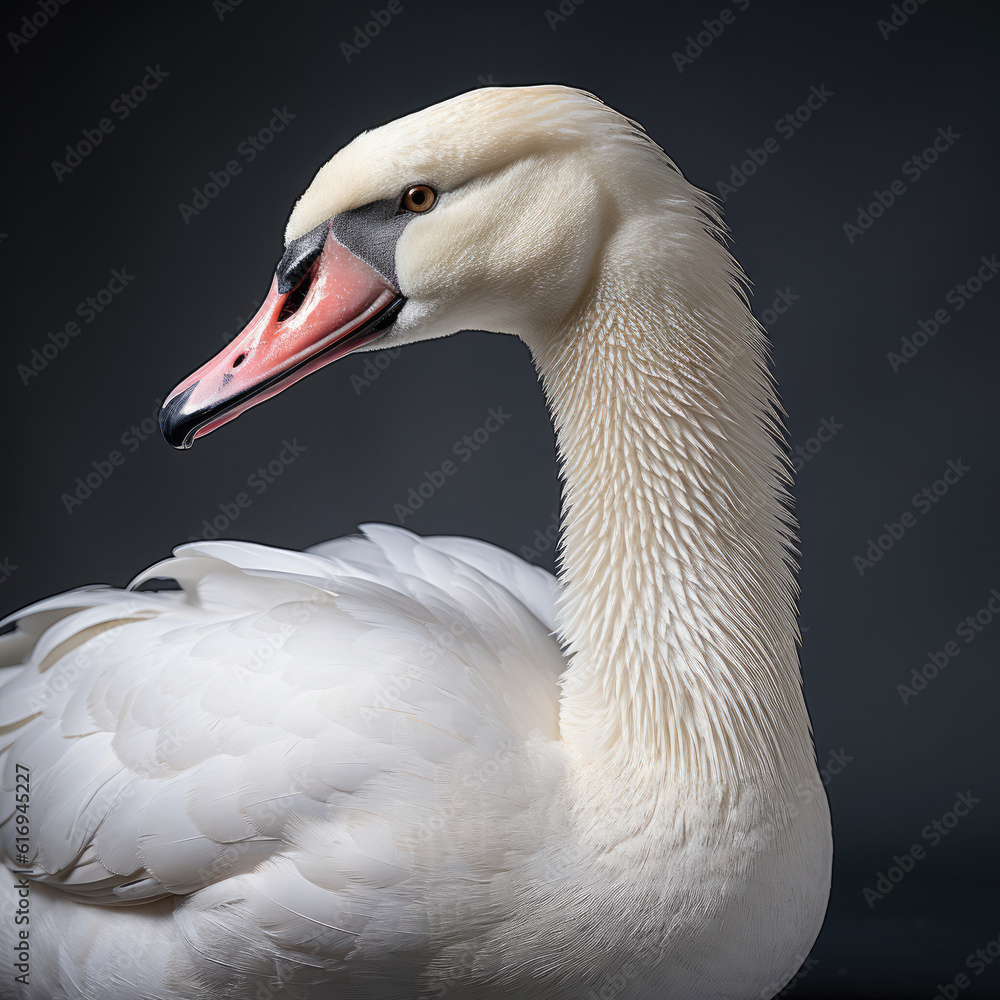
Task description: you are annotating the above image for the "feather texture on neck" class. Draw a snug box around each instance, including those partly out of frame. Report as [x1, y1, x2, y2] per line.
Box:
[525, 198, 813, 793]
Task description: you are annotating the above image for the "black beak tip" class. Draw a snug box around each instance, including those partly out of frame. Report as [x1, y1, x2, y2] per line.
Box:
[158, 383, 201, 450]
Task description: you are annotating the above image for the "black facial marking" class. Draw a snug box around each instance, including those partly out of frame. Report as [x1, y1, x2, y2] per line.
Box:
[329, 197, 411, 288]
[276, 221, 328, 294]
[278, 192, 428, 293]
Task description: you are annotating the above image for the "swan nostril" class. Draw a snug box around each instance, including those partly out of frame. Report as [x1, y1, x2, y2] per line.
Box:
[233, 353, 246, 368]
[278, 263, 316, 323]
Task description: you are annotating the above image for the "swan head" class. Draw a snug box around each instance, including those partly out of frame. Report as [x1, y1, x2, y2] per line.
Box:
[159, 84, 697, 448]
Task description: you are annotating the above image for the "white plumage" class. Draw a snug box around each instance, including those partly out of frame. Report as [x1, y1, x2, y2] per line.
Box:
[2, 529, 567, 997]
[1, 85, 830, 999]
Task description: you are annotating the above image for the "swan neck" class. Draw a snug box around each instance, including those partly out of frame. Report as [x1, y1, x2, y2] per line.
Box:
[527, 246, 813, 788]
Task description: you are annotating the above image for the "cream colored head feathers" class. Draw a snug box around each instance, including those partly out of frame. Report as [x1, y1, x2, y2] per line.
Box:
[285, 85, 722, 347]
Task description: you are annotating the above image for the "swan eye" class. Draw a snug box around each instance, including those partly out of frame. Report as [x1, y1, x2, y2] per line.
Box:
[400, 185, 436, 213]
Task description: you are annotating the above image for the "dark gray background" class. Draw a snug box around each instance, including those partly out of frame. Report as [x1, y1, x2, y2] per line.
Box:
[3, 1, 997, 997]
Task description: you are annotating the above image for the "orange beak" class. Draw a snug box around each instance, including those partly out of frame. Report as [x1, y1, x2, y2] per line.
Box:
[159, 226, 403, 449]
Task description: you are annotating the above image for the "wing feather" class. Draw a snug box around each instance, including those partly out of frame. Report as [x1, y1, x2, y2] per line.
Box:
[0, 526, 562, 914]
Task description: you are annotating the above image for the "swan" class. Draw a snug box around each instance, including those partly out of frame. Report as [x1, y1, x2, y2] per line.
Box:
[0, 85, 831, 999]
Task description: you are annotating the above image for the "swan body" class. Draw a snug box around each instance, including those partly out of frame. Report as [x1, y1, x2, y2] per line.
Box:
[0, 86, 831, 999]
